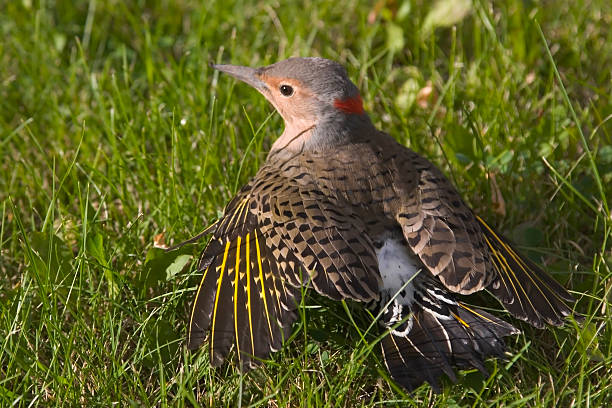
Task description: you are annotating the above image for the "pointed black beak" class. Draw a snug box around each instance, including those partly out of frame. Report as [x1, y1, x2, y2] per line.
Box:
[210, 62, 268, 92]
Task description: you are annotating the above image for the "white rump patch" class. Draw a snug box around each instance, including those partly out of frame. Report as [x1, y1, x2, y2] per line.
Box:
[375, 237, 422, 306]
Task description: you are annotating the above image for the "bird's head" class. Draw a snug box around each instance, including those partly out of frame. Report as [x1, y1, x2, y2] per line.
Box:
[212, 57, 374, 152]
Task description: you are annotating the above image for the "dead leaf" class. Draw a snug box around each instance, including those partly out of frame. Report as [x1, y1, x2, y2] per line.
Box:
[153, 231, 168, 249]
[416, 80, 436, 109]
[368, 0, 387, 24]
[489, 172, 506, 216]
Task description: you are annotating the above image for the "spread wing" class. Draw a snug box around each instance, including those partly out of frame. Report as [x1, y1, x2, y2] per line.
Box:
[188, 170, 381, 367]
[396, 152, 490, 294]
[187, 186, 302, 368]
[476, 216, 575, 328]
[267, 180, 381, 301]
[395, 150, 575, 327]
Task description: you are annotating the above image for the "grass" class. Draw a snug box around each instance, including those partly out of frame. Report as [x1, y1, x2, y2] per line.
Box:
[1, 0, 611, 406]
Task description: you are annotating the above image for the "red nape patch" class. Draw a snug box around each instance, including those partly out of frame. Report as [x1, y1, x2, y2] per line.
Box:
[333, 94, 364, 114]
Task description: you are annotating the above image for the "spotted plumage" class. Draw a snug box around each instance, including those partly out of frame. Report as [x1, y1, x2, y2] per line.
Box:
[184, 57, 578, 392]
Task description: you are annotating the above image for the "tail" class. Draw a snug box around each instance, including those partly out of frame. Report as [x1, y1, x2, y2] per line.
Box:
[476, 216, 578, 328]
[381, 303, 518, 392]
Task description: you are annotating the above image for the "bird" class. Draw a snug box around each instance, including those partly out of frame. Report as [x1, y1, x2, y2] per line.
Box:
[185, 57, 577, 392]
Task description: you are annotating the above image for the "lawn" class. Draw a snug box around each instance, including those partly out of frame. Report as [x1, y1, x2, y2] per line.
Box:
[1, 0, 611, 406]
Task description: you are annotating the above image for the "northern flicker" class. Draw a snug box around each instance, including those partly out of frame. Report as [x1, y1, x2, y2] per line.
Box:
[186, 57, 577, 392]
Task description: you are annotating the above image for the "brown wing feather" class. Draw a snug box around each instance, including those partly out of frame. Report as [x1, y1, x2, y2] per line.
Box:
[477, 216, 576, 328]
[188, 191, 302, 368]
[396, 151, 490, 295]
[268, 190, 381, 301]
[393, 148, 576, 326]
[188, 161, 382, 367]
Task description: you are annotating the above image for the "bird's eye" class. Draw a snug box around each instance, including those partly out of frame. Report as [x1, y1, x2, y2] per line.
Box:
[279, 84, 294, 97]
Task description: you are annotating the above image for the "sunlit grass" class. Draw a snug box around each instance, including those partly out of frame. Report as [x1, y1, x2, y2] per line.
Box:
[1, 0, 611, 406]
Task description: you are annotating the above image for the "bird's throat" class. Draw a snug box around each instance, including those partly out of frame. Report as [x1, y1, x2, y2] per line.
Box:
[271, 120, 317, 152]
[271, 111, 377, 153]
